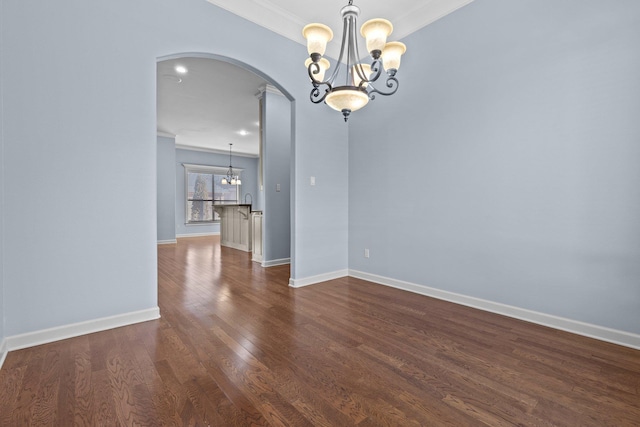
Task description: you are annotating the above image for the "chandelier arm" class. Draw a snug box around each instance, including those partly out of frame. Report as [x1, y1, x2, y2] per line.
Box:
[322, 11, 350, 88]
[307, 62, 329, 85]
[367, 76, 399, 97]
[310, 84, 331, 104]
[349, 12, 367, 85]
[367, 59, 383, 83]
[346, 15, 358, 87]
[353, 59, 373, 88]
[353, 62, 365, 87]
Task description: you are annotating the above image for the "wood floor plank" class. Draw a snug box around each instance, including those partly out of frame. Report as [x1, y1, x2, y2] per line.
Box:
[90, 369, 119, 425]
[0, 365, 27, 425]
[73, 349, 95, 427]
[1, 235, 639, 426]
[56, 339, 82, 426]
[8, 346, 48, 425]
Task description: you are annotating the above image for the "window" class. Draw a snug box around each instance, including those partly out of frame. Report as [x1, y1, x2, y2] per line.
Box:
[184, 164, 242, 223]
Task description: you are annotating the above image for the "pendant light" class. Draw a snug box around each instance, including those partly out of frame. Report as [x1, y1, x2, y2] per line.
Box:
[221, 143, 241, 185]
[303, 0, 407, 122]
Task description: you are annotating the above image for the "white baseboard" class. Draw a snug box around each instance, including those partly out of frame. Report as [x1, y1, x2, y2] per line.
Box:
[0, 338, 7, 370]
[220, 240, 250, 252]
[262, 258, 291, 268]
[349, 270, 640, 351]
[176, 232, 220, 238]
[157, 239, 177, 245]
[289, 269, 349, 288]
[4, 307, 160, 353]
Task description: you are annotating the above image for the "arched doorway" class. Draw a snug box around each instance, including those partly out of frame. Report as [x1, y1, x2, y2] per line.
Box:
[156, 53, 294, 277]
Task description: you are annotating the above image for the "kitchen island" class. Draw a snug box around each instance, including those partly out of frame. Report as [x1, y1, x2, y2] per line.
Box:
[213, 204, 253, 252]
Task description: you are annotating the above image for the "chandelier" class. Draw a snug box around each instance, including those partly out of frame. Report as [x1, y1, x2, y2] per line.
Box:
[221, 143, 241, 185]
[303, 0, 407, 122]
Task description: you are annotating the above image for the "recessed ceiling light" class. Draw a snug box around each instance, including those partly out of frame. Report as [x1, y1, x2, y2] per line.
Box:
[162, 74, 182, 83]
[238, 130, 250, 136]
[175, 65, 188, 74]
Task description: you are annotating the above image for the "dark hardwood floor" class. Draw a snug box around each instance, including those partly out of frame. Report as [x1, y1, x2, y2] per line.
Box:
[1, 235, 639, 426]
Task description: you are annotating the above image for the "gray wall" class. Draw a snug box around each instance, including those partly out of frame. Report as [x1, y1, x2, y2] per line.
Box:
[157, 136, 176, 242]
[0, 0, 4, 348]
[348, 0, 640, 334]
[175, 148, 259, 237]
[3, 1, 158, 334]
[0, 0, 349, 337]
[295, 112, 349, 278]
[263, 90, 292, 262]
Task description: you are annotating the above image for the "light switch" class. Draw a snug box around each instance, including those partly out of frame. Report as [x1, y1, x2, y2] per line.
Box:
[310, 176, 316, 186]
[276, 183, 281, 192]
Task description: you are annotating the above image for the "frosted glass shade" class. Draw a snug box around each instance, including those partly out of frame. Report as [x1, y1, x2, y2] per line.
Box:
[224, 176, 241, 185]
[382, 41, 407, 72]
[325, 87, 369, 112]
[352, 64, 372, 87]
[360, 19, 393, 53]
[305, 57, 331, 82]
[302, 23, 333, 56]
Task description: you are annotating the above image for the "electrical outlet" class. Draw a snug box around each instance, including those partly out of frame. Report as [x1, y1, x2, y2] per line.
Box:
[364, 248, 370, 258]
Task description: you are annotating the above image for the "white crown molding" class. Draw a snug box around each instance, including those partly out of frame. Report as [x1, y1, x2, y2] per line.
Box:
[157, 131, 176, 139]
[348, 270, 640, 351]
[4, 307, 160, 353]
[288, 269, 349, 288]
[256, 84, 284, 99]
[392, 0, 475, 40]
[182, 163, 244, 175]
[207, 0, 306, 46]
[175, 144, 259, 158]
[206, 0, 475, 58]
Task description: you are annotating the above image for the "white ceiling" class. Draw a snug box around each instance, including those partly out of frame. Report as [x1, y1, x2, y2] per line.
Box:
[207, 0, 475, 60]
[157, 57, 267, 156]
[157, 0, 474, 155]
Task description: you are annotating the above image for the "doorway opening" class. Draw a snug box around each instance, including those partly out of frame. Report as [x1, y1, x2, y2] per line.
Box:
[156, 53, 294, 278]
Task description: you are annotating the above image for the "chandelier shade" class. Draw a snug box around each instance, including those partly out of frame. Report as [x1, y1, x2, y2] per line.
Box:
[325, 87, 369, 118]
[302, 24, 333, 56]
[360, 19, 393, 54]
[382, 41, 407, 74]
[303, 0, 406, 121]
